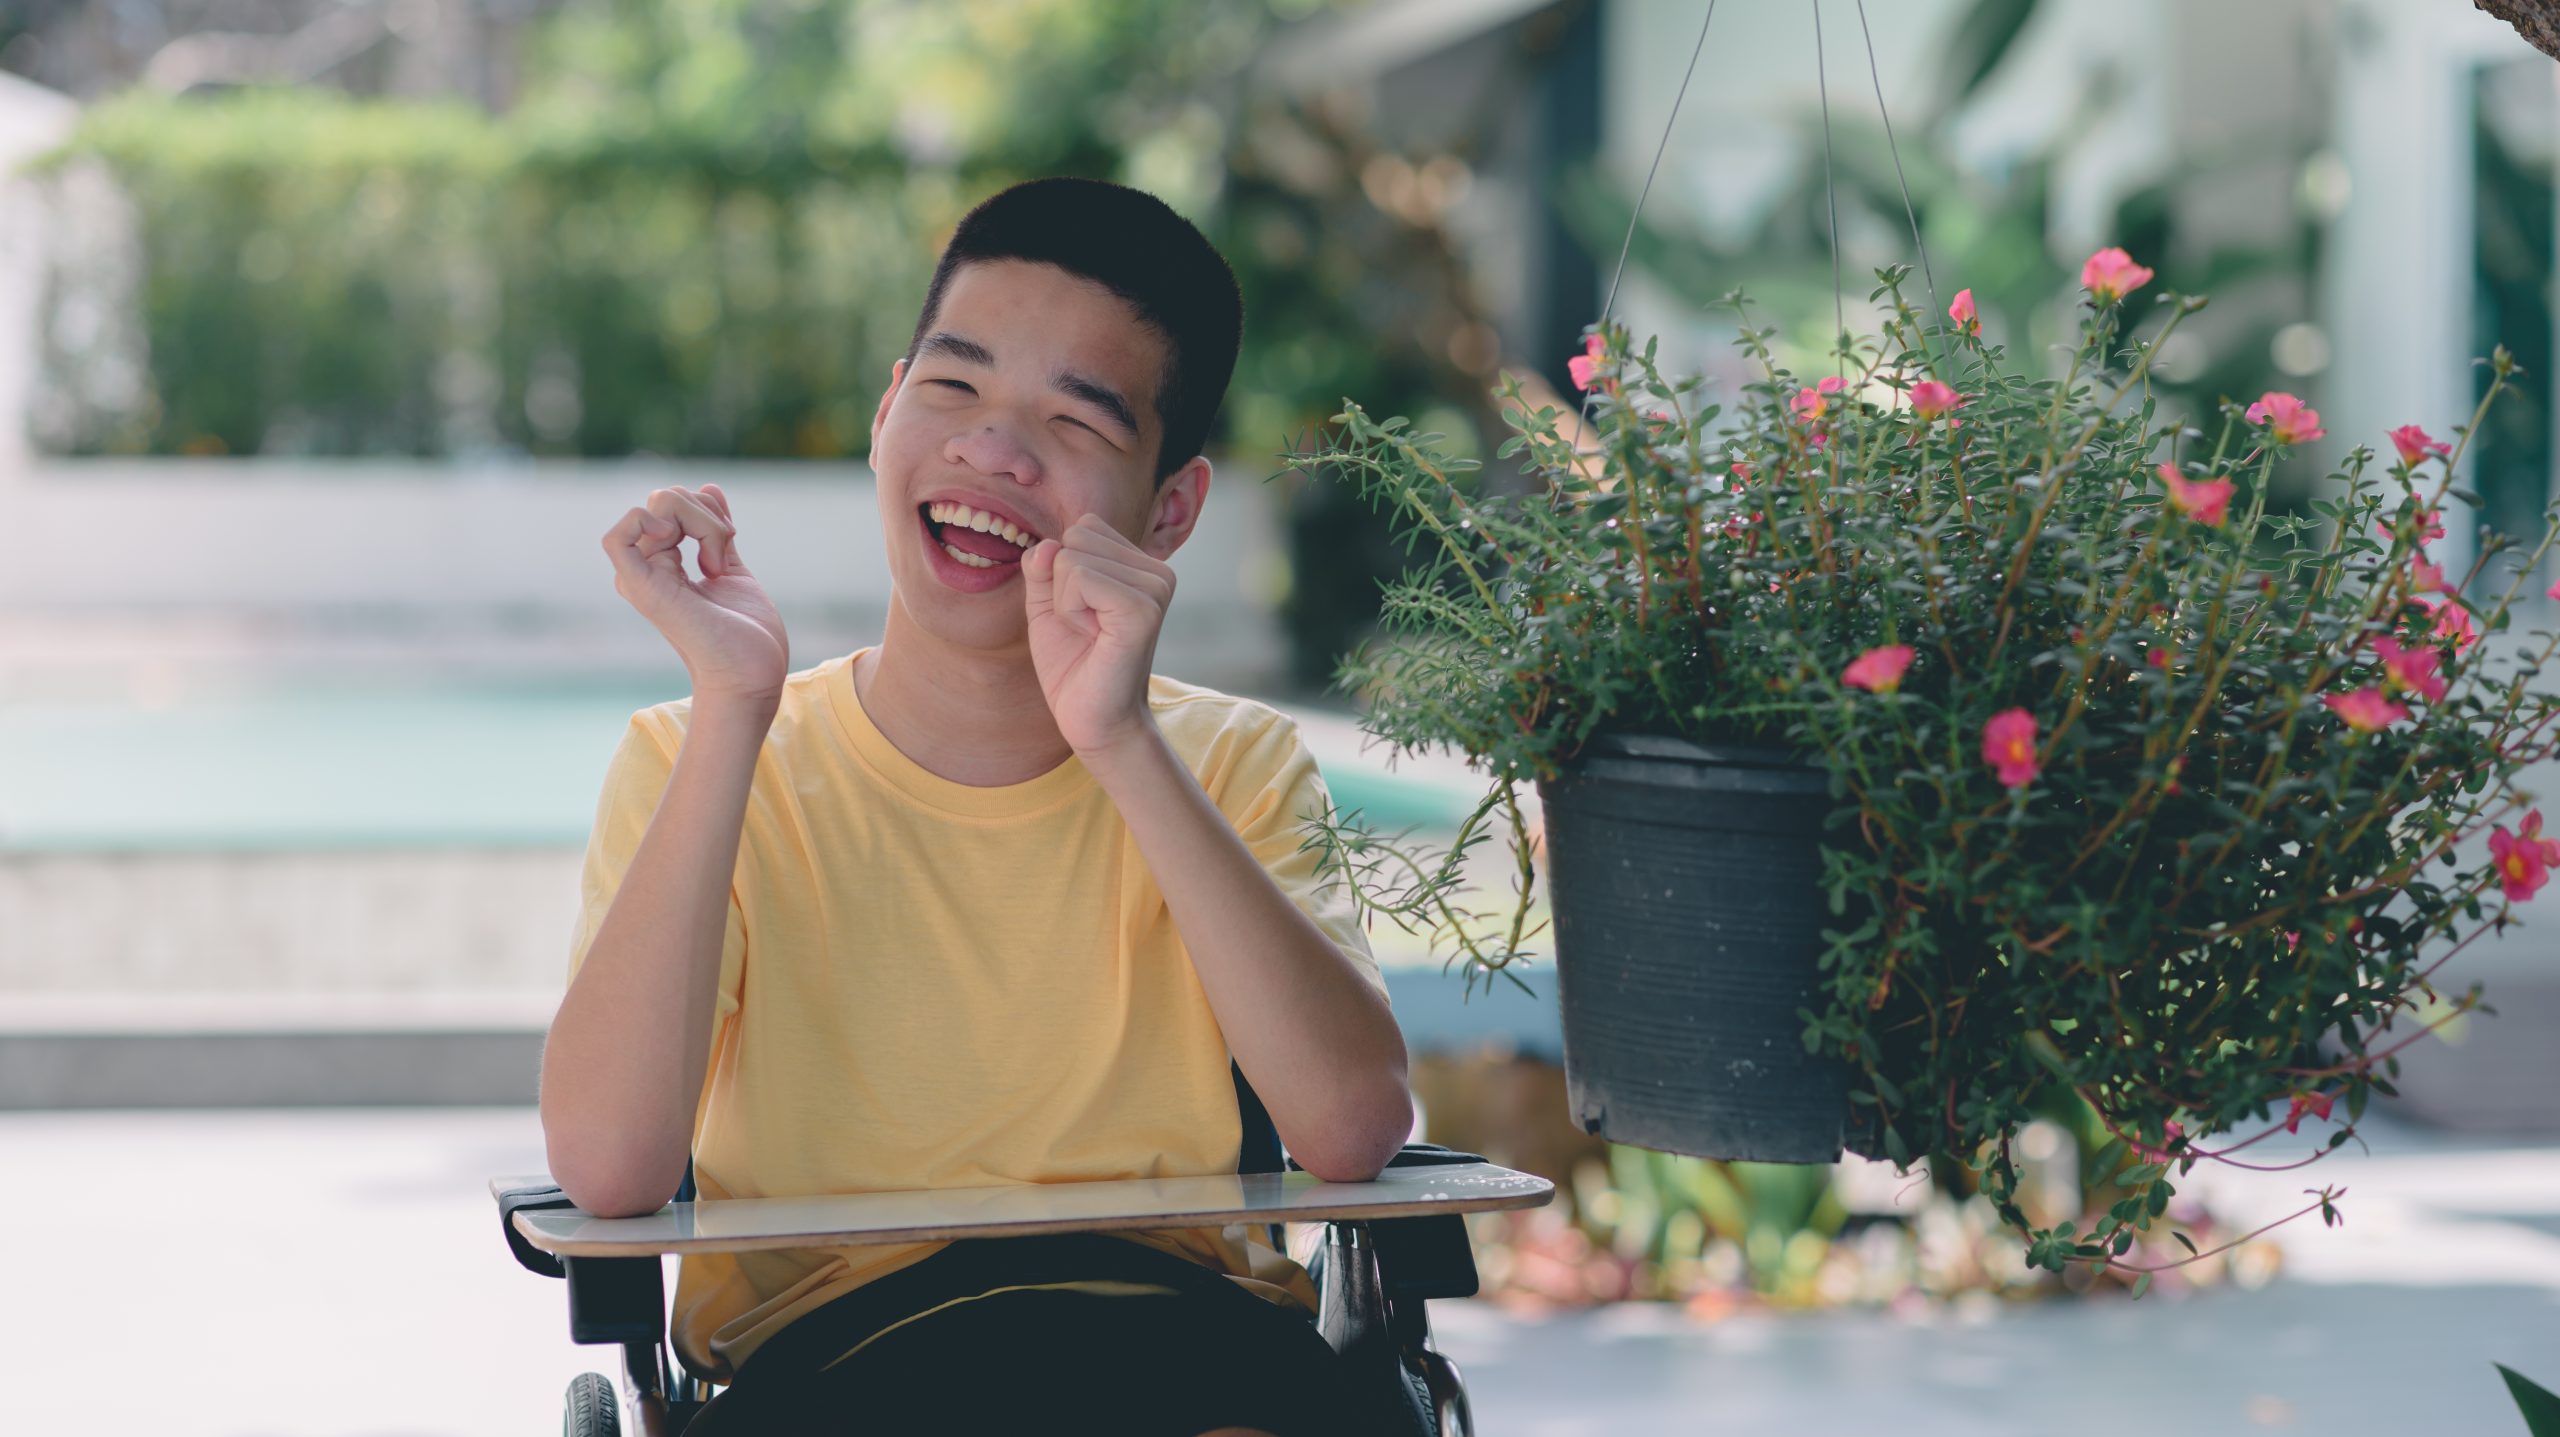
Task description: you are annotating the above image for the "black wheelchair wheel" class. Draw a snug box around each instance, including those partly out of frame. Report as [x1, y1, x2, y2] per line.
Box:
[563, 1371, 620, 1437]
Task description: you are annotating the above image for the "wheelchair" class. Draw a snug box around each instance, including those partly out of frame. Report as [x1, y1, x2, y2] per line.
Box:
[496, 1059, 1553, 1435]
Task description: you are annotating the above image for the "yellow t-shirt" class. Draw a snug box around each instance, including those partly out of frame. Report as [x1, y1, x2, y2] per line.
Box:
[562, 647, 1391, 1385]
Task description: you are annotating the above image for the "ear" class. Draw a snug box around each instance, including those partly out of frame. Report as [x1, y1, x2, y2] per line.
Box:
[1142, 457, 1212, 561]
[872, 358, 907, 449]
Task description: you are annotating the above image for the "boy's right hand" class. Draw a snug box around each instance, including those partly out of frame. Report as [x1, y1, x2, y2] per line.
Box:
[604, 483, 790, 707]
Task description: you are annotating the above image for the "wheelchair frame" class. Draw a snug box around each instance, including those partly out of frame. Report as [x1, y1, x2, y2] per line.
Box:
[496, 1060, 1496, 1435]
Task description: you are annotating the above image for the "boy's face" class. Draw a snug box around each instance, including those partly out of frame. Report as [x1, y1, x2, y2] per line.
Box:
[869, 257, 1209, 650]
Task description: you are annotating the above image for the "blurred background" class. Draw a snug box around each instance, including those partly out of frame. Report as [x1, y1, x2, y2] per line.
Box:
[4, 1, 2559, 1432]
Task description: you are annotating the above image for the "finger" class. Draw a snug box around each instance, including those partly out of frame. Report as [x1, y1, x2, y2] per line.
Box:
[672, 489, 732, 576]
[1056, 551, 1084, 622]
[604, 507, 653, 577]
[645, 488, 735, 577]
[1070, 567, 1156, 627]
[1021, 537, 1058, 610]
[698, 482, 733, 524]
[1053, 538, 1172, 603]
[699, 489, 739, 567]
[608, 507, 676, 566]
[1062, 515, 1173, 580]
[606, 508, 685, 596]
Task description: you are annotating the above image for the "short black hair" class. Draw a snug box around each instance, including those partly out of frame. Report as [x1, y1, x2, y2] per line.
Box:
[903, 177, 1243, 489]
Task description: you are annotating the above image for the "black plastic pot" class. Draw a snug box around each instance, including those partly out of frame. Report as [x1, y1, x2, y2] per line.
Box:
[1532, 733, 1851, 1164]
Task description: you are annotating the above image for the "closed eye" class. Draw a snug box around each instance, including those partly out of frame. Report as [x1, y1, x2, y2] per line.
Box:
[927, 379, 1100, 435]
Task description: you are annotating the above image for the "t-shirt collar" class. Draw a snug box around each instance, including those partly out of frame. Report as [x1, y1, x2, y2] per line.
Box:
[823, 648, 1097, 819]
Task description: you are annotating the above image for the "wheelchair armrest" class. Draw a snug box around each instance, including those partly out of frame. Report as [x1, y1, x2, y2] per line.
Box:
[495, 1177, 578, 1279]
[1289, 1144, 1486, 1302]
[494, 1175, 673, 1348]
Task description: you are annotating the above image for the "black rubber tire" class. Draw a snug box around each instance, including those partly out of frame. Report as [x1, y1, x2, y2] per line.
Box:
[564, 1371, 620, 1437]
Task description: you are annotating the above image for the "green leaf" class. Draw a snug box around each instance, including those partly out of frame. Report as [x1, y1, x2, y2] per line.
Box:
[2497, 1364, 2560, 1437]
[2130, 1271, 2153, 1300]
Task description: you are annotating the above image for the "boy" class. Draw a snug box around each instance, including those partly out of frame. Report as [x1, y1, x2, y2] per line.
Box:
[540, 177, 1413, 1436]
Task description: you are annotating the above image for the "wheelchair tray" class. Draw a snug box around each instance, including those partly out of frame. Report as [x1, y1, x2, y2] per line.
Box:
[492, 1161, 1554, 1260]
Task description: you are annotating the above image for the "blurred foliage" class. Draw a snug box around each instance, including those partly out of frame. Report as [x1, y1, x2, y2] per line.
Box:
[1413, 1050, 2262, 1310]
[28, 0, 2364, 695]
[27, 0, 1460, 475]
[1549, 0, 2327, 513]
[27, 0, 1542, 694]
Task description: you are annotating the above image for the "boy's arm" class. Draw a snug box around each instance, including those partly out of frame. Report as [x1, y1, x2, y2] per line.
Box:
[1083, 724, 1412, 1184]
[540, 696, 772, 1217]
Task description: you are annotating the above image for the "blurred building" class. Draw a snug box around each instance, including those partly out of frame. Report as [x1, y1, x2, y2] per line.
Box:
[0, 0, 558, 106]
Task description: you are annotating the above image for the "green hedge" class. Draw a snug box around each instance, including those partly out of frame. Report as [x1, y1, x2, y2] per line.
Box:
[35, 87, 1005, 458]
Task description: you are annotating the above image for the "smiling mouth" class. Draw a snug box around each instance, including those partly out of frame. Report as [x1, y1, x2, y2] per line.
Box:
[920, 503, 1031, 569]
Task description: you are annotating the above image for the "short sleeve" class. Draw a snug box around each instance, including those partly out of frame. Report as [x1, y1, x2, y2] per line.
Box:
[1222, 712, 1392, 1007]
[566, 711, 749, 1029]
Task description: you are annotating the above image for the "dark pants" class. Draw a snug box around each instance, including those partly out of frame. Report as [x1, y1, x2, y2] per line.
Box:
[684, 1231, 1384, 1436]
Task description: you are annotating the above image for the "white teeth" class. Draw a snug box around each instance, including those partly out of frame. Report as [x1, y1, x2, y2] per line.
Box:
[940, 540, 1009, 569]
[928, 501, 1032, 548]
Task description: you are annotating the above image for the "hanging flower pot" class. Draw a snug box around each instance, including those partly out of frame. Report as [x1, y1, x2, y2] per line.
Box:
[1282, 244, 2560, 1285]
[1532, 733, 1851, 1163]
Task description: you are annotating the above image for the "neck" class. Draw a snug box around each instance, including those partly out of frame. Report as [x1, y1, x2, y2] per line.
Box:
[854, 604, 1077, 787]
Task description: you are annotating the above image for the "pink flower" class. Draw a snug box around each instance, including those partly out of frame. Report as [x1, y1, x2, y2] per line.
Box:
[2131, 1119, 2186, 1164]
[1729, 460, 1753, 487]
[2389, 424, 2451, 467]
[2375, 507, 2446, 544]
[2411, 556, 2451, 595]
[1843, 644, 1916, 694]
[2371, 636, 2448, 703]
[2522, 809, 2560, 867]
[2492, 823, 2552, 902]
[1981, 707, 2040, 789]
[2247, 391, 2327, 445]
[2283, 1090, 2337, 1134]
[2157, 463, 2234, 527]
[1949, 288, 1980, 336]
[2547, 575, 2560, 602]
[2424, 597, 2480, 652]
[2147, 645, 2171, 670]
[1567, 334, 1607, 392]
[2322, 686, 2410, 733]
[1909, 379, 1964, 422]
[1792, 374, 1848, 423]
[2081, 247, 2155, 304]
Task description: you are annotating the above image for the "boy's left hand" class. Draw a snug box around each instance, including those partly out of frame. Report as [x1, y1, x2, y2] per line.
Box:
[1023, 513, 1176, 756]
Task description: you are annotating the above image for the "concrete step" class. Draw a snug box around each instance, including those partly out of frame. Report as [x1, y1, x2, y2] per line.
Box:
[0, 970, 1564, 1109]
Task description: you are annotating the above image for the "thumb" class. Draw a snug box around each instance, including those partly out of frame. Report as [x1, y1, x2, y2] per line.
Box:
[1022, 539, 1057, 612]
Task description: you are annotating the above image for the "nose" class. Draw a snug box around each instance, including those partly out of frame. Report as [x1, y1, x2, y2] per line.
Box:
[946, 422, 1041, 484]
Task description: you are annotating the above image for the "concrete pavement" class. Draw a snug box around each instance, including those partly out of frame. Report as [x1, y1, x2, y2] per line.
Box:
[4, 1105, 2555, 1434]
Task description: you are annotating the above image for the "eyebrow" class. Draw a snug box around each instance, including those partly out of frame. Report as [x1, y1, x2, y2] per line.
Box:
[915, 330, 1144, 446]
